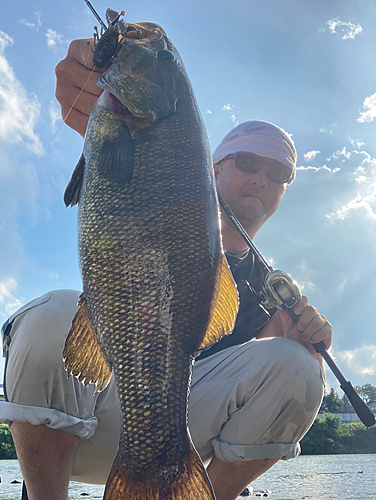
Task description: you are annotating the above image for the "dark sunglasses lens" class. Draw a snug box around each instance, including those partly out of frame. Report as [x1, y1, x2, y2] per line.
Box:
[234, 154, 262, 174]
[266, 165, 291, 184]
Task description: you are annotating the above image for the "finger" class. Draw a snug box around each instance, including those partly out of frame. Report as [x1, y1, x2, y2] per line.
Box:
[58, 84, 100, 118]
[293, 295, 308, 316]
[295, 305, 318, 332]
[68, 38, 97, 70]
[56, 61, 104, 98]
[310, 323, 333, 349]
[68, 38, 112, 73]
[299, 314, 327, 341]
[61, 107, 90, 138]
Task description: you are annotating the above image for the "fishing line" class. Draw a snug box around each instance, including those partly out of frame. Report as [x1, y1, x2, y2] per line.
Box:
[32, 64, 97, 167]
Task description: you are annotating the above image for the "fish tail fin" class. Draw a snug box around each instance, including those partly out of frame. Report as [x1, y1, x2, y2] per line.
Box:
[104, 445, 215, 500]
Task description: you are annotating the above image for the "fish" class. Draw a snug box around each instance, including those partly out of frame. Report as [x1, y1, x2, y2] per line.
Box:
[63, 21, 238, 500]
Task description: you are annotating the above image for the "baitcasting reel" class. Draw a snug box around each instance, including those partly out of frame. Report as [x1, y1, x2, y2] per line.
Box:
[260, 269, 302, 311]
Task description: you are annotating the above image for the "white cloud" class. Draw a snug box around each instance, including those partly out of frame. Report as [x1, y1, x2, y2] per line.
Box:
[335, 345, 376, 376]
[304, 150, 320, 162]
[0, 278, 22, 316]
[230, 114, 238, 125]
[349, 137, 365, 149]
[49, 101, 61, 129]
[324, 148, 376, 222]
[357, 92, 376, 123]
[327, 146, 352, 162]
[326, 183, 376, 222]
[0, 278, 16, 302]
[0, 31, 42, 155]
[325, 18, 362, 40]
[19, 12, 42, 30]
[20, 19, 36, 29]
[299, 281, 316, 292]
[319, 123, 337, 135]
[297, 165, 340, 173]
[355, 175, 370, 184]
[223, 103, 233, 111]
[265, 256, 276, 268]
[45, 29, 67, 48]
[206, 109, 212, 115]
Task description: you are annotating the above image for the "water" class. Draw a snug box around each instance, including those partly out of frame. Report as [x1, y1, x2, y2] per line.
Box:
[0, 454, 375, 500]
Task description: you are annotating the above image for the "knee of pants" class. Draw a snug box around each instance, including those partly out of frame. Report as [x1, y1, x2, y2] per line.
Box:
[242, 337, 324, 418]
[5, 296, 79, 406]
[217, 338, 325, 447]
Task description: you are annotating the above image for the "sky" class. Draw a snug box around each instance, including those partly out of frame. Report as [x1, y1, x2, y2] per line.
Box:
[1, 0, 376, 395]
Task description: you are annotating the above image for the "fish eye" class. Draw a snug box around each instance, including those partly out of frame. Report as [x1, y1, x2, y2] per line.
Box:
[157, 50, 175, 63]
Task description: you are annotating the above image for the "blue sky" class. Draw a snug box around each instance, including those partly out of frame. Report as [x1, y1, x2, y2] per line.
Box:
[1, 1, 376, 393]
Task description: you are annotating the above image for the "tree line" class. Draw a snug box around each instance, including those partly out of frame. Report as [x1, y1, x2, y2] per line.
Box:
[0, 424, 16, 459]
[300, 383, 376, 455]
[320, 383, 376, 413]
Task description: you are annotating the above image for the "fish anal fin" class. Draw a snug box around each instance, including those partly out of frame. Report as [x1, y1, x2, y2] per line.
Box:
[63, 294, 112, 392]
[198, 255, 239, 351]
[104, 444, 215, 500]
[64, 154, 86, 207]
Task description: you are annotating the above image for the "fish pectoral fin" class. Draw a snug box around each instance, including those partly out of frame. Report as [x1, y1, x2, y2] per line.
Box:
[64, 154, 86, 207]
[198, 255, 239, 352]
[63, 294, 112, 392]
[98, 120, 134, 184]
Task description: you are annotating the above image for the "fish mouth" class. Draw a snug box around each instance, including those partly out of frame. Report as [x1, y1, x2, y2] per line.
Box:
[97, 71, 158, 123]
[108, 93, 150, 124]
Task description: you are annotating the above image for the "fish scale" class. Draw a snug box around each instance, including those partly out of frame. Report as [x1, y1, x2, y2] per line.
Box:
[63, 21, 238, 500]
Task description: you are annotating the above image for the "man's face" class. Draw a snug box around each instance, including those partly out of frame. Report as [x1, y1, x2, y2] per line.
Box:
[214, 155, 288, 229]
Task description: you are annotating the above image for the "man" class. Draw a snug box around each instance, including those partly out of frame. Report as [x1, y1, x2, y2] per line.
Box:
[0, 39, 331, 500]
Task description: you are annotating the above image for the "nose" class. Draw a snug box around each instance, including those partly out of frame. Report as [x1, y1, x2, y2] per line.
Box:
[250, 166, 268, 189]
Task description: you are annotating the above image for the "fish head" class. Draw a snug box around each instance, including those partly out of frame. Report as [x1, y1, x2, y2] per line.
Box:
[97, 23, 183, 124]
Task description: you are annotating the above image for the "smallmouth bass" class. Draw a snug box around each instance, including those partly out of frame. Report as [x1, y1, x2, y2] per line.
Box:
[63, 21, 238, 500]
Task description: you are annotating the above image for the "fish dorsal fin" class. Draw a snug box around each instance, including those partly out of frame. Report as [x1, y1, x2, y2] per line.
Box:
[64, 154, 86, 207]
[63, 294, 112, 393]
[198, 256, 239, 351]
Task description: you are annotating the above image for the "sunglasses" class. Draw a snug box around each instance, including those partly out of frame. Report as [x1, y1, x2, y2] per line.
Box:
[224, 152, 292, 184]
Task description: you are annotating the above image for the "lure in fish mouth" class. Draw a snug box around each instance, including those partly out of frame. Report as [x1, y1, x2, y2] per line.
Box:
[63, 16, 238, 500]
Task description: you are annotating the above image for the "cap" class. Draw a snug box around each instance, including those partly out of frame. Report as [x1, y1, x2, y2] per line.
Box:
[212, 121, 297, 184]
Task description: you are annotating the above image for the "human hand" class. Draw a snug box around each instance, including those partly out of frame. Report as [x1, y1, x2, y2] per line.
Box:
[55, 39, 108, 137]
[277, 296, 332, 364]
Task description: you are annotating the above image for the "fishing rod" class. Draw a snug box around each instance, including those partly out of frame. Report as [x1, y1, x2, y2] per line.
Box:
[83, 0, 108, 29]
[218, 194, 375, 428]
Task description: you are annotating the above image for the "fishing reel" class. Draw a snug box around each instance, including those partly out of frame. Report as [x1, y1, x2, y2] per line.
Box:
[242, 270, 302, 331]
[259, 270, 302, 311]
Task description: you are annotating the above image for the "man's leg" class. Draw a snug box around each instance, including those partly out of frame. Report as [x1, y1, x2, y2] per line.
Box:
[0, 290, 118, 498]
[206, 456, 280, 500]
[11, 423, 79, 500]
[189, 337, 324, 500]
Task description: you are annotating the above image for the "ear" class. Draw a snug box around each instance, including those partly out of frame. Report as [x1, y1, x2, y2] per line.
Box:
[213, 162, 221, 181]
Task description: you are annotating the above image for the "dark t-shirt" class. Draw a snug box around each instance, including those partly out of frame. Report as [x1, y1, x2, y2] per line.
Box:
[197, 250, 276, 360]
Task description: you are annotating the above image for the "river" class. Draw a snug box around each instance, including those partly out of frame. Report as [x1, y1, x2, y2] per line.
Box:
[0, 454, 375, 499]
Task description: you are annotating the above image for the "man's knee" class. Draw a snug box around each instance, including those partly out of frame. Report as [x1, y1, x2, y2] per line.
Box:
[5, 290, 80, 386]
[242, 337, 323, 401]
[258, 337, 324, 412]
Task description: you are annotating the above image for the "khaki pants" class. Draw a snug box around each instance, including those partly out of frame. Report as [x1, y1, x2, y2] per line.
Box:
[1, 289, 324, 485]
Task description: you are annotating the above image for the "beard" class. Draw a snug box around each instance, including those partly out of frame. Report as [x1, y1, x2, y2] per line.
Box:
[227, 190, 269, 227]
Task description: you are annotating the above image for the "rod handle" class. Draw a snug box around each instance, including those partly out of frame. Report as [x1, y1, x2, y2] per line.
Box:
[288, 308, 375, 427]
[340, 381, 376, 428]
